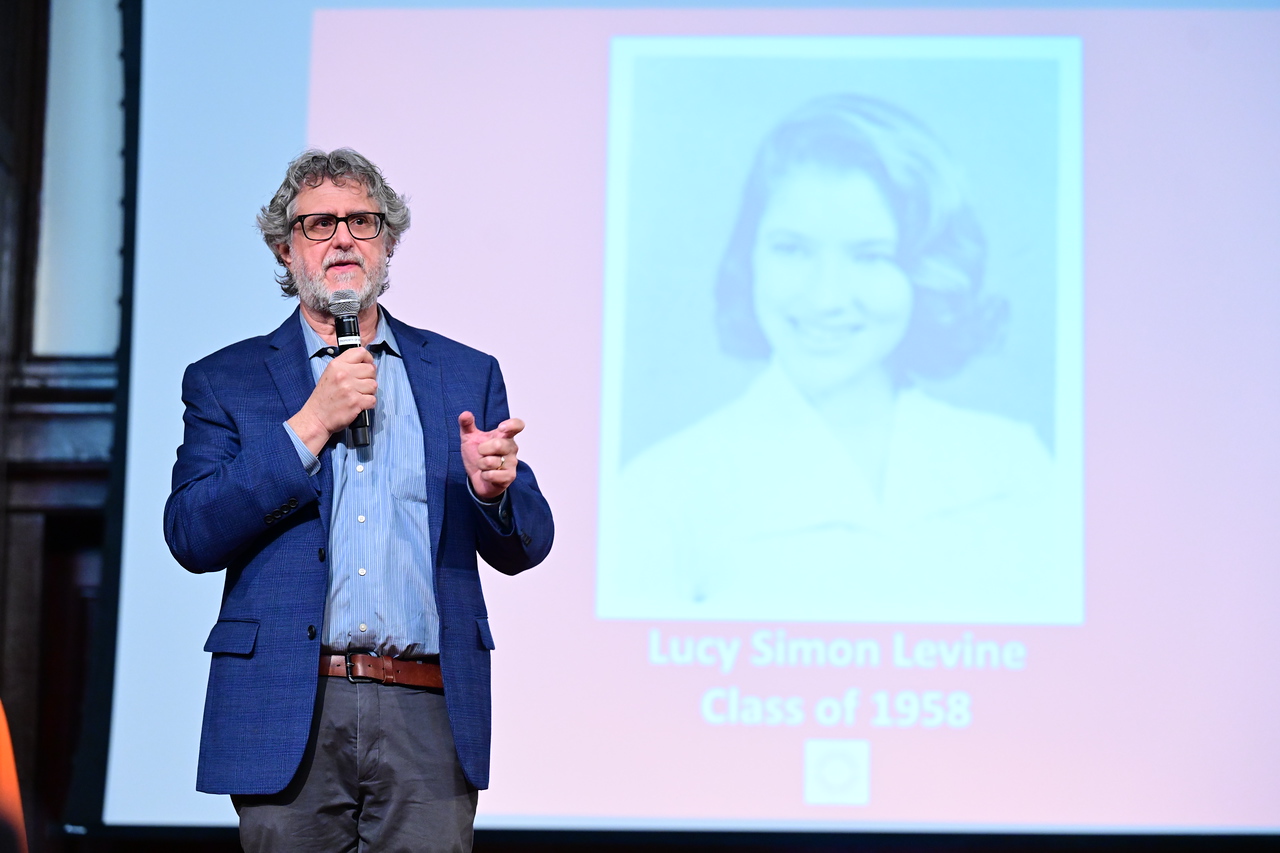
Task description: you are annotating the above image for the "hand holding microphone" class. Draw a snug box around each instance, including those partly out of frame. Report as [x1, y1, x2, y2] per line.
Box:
[328, 290, 373, 447]
[285, 290, 376, 453]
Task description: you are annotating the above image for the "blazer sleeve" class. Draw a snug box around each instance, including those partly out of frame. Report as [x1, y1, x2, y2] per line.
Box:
[163, 361, 320, 574]
[471, 356, 554, 574]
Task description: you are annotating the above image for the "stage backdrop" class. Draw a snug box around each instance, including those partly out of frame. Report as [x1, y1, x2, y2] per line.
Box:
[101, 0, 1280, 833]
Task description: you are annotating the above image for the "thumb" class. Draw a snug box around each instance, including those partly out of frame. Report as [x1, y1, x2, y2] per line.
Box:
[457, 411, 478, 436]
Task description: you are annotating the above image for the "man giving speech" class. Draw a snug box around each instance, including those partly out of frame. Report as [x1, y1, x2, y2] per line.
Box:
[164, 148, 554, 852]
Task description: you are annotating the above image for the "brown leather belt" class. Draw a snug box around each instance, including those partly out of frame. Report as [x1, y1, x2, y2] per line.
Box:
[321, 653, 443, 688]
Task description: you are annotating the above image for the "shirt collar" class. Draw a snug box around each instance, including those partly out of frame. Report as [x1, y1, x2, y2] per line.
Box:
[298, 306, 401, 359]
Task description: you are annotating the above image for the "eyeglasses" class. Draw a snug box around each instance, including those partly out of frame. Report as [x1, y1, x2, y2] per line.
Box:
[291, 211, 385, 241]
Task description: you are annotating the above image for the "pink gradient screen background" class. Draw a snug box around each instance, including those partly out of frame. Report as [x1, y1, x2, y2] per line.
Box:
[305, 6, 1280, 831]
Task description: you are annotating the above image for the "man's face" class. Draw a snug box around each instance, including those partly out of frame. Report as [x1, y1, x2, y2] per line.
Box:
[278, 178, 390, 313]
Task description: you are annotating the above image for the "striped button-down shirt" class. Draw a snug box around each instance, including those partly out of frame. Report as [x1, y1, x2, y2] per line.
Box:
[286, 310, 440, 657]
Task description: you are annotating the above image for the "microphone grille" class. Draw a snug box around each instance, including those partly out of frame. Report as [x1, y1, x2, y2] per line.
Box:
[327, 290, 360, 317]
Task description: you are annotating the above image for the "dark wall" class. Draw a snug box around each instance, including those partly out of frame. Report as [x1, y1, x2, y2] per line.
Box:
[0, 3, 119, 853]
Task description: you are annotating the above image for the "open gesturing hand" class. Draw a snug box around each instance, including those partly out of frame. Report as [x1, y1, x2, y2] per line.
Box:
[458, 411, 524, 501]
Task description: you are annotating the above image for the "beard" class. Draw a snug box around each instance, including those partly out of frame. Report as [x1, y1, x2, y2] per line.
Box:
[292, 248, 389, 315]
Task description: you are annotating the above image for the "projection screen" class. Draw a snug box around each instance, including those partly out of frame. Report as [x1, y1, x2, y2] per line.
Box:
[98, 0, 1280, 834]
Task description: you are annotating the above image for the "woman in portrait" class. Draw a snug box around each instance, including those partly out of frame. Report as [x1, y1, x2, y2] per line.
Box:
[601, 94, 1076, 623]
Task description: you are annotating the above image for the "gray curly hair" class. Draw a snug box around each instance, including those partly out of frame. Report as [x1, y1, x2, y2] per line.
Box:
[257, 148, 411, 296]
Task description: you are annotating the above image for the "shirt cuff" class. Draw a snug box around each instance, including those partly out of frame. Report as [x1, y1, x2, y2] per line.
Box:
[467, 479, 513, 533]
[283, 422, 321, 477]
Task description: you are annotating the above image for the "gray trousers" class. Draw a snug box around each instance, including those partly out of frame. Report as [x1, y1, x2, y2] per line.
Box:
[232, 676, 478, 853]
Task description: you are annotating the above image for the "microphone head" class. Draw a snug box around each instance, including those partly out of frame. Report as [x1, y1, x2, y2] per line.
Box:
[327, 290, 360, 318]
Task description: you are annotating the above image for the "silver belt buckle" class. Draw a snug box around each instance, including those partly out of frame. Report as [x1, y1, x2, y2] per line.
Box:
[345, 650, 380, 684]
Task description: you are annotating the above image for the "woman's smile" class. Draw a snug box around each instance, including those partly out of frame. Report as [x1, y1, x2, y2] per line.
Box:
[752, 165, 913, 398]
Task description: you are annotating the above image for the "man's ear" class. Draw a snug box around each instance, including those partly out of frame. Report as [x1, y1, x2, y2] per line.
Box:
[276, 240, 293, 267]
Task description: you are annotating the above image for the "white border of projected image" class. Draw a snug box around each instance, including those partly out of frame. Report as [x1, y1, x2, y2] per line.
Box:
[597, 37, 1084, 624]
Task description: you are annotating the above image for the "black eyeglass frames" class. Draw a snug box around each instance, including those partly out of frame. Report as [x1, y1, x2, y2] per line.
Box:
[291, 211, 385, 241]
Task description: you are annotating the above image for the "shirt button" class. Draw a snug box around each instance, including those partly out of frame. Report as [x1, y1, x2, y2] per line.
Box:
[356, 465, 365, 473]
[327, 347, 336, 356]
[358, 568, 367, 576]
[357, 515, 366, 523]
[359, 623, 368, 632]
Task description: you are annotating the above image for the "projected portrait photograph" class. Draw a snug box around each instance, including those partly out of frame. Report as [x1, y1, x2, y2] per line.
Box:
[596, 38, 1083, 623]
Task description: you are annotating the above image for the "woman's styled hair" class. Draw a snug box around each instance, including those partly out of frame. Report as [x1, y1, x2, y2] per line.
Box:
[257, 148, 411, 296]
[715, 94, 1006, 382]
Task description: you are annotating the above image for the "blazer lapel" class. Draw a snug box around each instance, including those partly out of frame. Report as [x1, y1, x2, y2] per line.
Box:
[386, 311, 447, 564]
[266, 308, 334, 536]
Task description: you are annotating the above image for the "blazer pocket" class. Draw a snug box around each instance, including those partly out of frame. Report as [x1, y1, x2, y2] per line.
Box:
[476, 616, 495, 651]
[203, 619, 260, 656]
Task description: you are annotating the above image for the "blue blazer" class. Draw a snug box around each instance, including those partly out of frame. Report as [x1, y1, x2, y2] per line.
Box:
[163, 308, 554, 795]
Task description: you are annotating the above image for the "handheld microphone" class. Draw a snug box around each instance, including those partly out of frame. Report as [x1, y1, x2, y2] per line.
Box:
[328, 289, 372, 448]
